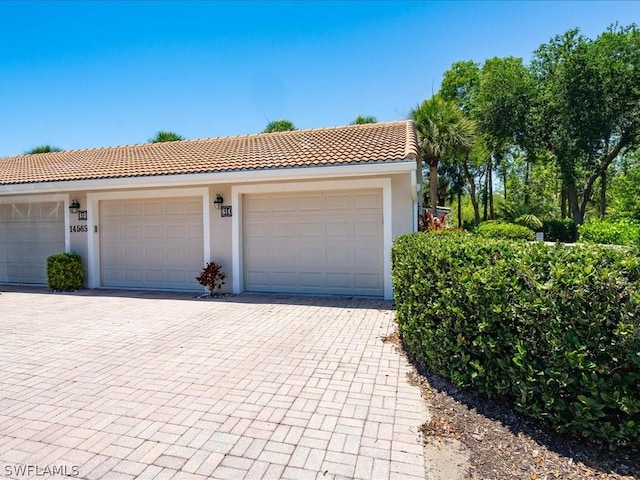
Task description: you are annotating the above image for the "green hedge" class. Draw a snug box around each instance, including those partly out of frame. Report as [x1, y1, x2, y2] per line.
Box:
[46, 252, 84, 291]
[392, 233, 640, 447]
[542, 219, 578, 243]
[475, 221, 535, 241]
[579, 218, 640, 246]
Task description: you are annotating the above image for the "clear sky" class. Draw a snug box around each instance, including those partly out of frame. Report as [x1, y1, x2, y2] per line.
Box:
[0, 0, 638, 157]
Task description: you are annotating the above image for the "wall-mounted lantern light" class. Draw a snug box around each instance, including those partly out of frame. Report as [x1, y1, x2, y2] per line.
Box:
[213, 193, 224, 210]
[69, 199, 80, 214]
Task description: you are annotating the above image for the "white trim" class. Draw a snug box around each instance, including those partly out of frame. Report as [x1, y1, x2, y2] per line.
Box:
[232, 178, 393, 300]
[86, 187, 209, 289]
[0, 193, 71, 253]
[0, 161, 416, 195]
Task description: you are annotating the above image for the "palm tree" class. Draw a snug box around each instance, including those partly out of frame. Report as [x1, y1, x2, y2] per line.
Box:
[26, 145, 62, 154]
[148, 131, 184, 143]
[351, 115, 377, 125]
[262, 120, 296, 133]
[412, 95, 476, 215]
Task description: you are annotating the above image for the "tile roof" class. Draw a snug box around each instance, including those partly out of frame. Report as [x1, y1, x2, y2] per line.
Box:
[0, 121, 418, 185]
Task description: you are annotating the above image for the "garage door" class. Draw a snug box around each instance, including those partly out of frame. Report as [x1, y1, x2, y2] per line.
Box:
[100, 197, 204, 291]
[0, 202, 65, 284]
[243, 189, 383, 296]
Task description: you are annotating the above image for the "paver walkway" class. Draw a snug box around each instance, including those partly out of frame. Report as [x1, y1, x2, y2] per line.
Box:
[0, 289, 424, 479]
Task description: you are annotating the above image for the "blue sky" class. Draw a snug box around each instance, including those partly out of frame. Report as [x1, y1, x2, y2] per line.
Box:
[0, 1, 638, 157]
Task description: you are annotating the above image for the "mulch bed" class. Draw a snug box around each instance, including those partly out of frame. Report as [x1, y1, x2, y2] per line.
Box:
[383, 331, 640, 480]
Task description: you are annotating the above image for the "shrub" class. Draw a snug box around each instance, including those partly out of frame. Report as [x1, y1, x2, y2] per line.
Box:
[418, 211, 448, 232]
[475, 221, 535, 241]
[578, 218, 640, 246]
[46, 252, 84, 291]
[392, 233, 640, 447]
[542, 219, 578, 243]
[196, 261, 227, 295]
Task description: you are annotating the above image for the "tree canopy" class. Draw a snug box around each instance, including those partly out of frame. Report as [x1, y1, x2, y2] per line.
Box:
[432, 23, 640, 226]
[528, 24, 640, 223]
[351, 115, 377, 125]
[148, 131, 185, 143]
[262, 120, 296, 133]
[26, 145, 62, 154]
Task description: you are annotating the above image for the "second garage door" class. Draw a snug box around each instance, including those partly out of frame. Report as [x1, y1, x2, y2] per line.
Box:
[243, 189, 383, 296]
[100, 197, 204, 291]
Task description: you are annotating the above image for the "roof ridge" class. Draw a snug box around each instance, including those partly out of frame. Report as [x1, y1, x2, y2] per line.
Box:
[404, 120, 419, 159]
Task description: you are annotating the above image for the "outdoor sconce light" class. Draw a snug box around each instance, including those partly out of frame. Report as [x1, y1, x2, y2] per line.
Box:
[69, 199, 80, 214]
[213, 193, 224, 209]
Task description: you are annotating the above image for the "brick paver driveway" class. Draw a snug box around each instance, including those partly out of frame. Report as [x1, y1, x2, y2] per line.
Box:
[0, 289, 424, 480]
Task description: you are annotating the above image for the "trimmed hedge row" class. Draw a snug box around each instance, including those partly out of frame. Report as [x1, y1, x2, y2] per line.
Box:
[475, 221, 535, 241]
[579, 218, 640, 247]
[392, 233, 640, 447]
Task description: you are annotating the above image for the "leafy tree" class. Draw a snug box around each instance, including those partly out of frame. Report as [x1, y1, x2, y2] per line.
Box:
[149, 131, 184, 143]
[412, 95, 476, 215]
[529, 24, 640, 224]
[609, 149, 640, 220]
[474, 56, 533, 212]
[351, 115, 377, 125]
[26, 145, 62, 154]
[262, 119, 296, 133]
[440, 60, 480, 114]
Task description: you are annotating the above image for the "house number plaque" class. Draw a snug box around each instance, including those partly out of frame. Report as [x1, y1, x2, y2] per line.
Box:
[221, 206, 232, 217]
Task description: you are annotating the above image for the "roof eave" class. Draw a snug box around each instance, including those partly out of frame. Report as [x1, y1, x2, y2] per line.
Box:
[0, 160, 417, 196]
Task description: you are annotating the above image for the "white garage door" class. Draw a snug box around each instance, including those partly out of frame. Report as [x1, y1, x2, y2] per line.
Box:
[244, 189, 383, 296]
[100, 197, 204, 291]
[0, 202, 65, 284]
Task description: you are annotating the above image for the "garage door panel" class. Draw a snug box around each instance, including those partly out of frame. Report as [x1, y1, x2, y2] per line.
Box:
[355, 220, 381, 237]
[325, 193, 350, 210]
[0, 202, 65, 285]
[326, 273, 350, 288]
[142, 202, 162, 215]
[326, 249, 351, 265]
[165, 225, 185, 238]
[165, 201, 185, 215]
[100, 196, 203, 291]
[326, 221, 351, 237]
[272, 271, 297, 287]
[355, 273, 380, 289]
[244, 189, 383, 296]
[299, 272, 323, 286]
[298, 195, 323, 211]
[272, 196, 296, 211]
[272, 221, 296, 236]
[355, 246, 382, 264]
[298, 221, 323, 236]
[354, 191, 381, 209]
[145, 269, 164, 283]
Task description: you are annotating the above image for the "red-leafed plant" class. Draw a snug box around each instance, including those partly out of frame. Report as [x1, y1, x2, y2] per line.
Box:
[418, 210, 448, 232]
[196, 261, 227, 295]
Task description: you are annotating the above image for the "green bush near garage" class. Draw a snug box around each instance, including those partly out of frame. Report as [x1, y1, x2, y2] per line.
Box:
[46, 252, 84, 291]
[392, 232, 640, 448]
[475, 221, 535, 241]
